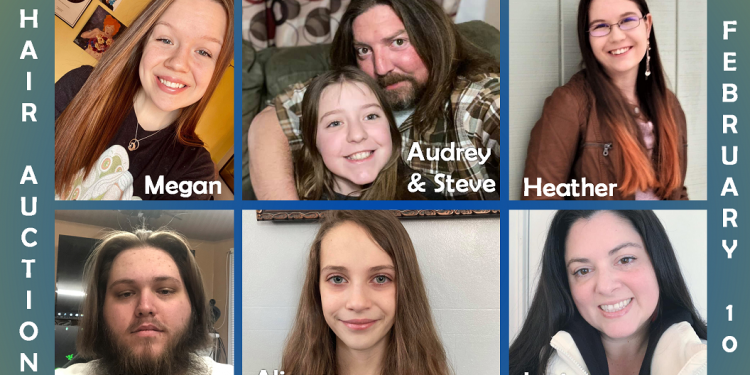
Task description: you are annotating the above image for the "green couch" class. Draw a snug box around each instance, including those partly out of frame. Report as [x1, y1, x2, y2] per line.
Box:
[242, 21, 501, 200]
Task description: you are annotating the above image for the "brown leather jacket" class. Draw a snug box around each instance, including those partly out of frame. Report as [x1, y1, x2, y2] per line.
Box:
[522, 71, 688, 200]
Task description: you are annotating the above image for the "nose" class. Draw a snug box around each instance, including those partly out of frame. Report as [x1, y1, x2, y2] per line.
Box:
[608, 24, 627, 42]
[135, 291, 156, 317]
[346, 119, 368, 144]
[594, 270, 621, 295]
[373, 49, 394, 77]
[345, 282, 372, 312]
[164, 45, 190, 73]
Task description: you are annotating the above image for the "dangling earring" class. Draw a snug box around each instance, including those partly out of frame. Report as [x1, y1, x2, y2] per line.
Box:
[645, 42, 652, 79]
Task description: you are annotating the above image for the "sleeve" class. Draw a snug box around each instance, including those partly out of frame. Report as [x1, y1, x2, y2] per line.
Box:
[521, 85, 583, 200]
[479, 78, 501, 179]
[272, 82, 308, 152]
[55, 66, 94, 120]
[155, 147, 216, 200]
[457, 76, 501, 187]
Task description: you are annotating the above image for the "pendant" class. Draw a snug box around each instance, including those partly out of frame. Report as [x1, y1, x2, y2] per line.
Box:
[128, 139, 139, 151]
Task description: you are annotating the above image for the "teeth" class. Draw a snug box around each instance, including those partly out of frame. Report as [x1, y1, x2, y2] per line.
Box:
[159, 78, 186, 89]
[610, 47, 630, 55]
[346, 151, 373, 161]
[599, 298, 632, 313]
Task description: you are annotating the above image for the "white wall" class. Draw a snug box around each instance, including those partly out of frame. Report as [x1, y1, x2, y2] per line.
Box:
[242, 211, 500, 374]
[508, 210, 707, 341]
[456, 0, 501, 31]
[509, 0, 707, 200]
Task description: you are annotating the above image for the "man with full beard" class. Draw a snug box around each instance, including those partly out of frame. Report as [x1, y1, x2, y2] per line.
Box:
[55, 230, 232, 375]
[248, 0, 501, 200]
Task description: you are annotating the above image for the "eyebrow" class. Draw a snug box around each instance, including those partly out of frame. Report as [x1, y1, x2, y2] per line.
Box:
[566, 242, 643, 268]
[154, 21, 223, 46]
[320, 265, 395, 273]
[108, 276, 182, 289]
[588, 12, 639, 27]
[318, 103, 383, 123]
[353, 29, 407, 47]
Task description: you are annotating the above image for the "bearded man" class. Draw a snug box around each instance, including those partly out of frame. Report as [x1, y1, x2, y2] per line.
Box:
[55, 230, 232, 375]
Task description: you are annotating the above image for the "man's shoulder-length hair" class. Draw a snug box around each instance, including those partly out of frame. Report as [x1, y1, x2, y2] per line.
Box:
[75, 229, 212, 359]
[330, 0, 499, 129]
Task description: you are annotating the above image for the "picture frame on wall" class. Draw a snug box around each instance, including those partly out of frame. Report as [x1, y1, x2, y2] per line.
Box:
[73, 6, 127, 61]
[55, 0, 93, 28]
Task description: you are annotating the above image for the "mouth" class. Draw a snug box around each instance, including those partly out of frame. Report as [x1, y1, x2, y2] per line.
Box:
[599, 298, 633, 313]
[340, 319, 379, 331]
[155, 75, 189, 94]
[345, 150, 375, 162]
[385, 81, 407, 90]
[608, 46, 633, 56]
[132, 324, 164, 337]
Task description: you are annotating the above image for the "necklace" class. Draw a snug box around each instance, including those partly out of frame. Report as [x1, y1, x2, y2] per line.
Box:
[128, 122, 165, 151]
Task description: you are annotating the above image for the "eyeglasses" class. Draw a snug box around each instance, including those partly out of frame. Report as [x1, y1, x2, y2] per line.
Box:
[587, 15, 648, 37]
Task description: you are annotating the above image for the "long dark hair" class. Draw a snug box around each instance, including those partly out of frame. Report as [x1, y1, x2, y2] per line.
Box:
[577, 0, 682, 198]
[330, 0, 499, 134]
[76, 229, 211, 359]
[55, 0, 234, 196]
[281, 211, 452, 375]
[509, 210, 706, 374]
[295, 67, 401, 200]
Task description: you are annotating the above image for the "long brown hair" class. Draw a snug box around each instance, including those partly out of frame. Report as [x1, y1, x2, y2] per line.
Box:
[330, 0, 499, 134]
[295, 67, 401, 200]
[54, 0, 234, 196]
[281, 211, 452, 375]
[577, 0, 682, 198]
[76, 229, 211, 359]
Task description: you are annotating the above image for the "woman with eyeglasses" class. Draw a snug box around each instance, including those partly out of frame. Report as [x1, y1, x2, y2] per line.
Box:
[522, 0, 688, 200]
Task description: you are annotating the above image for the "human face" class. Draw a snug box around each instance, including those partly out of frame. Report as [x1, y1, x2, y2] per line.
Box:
[103, 247, 192, 358]
[588, 0, 652, 82]
[565, 212, 659, 341]
[315, 81, 393, 195]
[319, 221, 397, 353]
[138, 0, 226, 114]
[352, 5, 429, 110]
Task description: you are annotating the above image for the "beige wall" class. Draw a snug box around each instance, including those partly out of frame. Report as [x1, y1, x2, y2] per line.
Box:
[54, 220, 233, 359]
[54, 0, 234, 165]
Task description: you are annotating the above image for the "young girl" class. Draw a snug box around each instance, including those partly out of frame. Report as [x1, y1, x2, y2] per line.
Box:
[510, 211, 706, 374]
[281, 210, 452, 374]
[523, 0, 688, 200]
[294, 67, 441, 200]
[55, 0, 233, 200]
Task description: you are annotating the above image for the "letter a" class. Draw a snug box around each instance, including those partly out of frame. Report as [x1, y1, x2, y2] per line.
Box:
[20, 166, 37, 184]
[20, 41, 37, 59]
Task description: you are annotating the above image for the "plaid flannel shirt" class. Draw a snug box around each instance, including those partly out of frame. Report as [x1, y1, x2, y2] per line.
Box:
[273, 73, 501, 199]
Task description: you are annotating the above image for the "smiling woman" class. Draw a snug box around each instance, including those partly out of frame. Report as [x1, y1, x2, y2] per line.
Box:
[509, 211, 707, 375]
[54, 0, 234, 200]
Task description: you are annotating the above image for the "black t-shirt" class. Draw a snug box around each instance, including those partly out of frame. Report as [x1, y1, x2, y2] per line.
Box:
[55, 66, 216, 200]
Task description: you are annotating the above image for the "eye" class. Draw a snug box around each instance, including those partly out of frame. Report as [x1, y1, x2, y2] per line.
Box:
[365, 113, 380, 121]
[573, 268, 591, 277]
[392, 38, 407, 47]
[373, 275, 392, 284]
[356, 46, 371, 57]
[328, 275, 347, 284]
[326, 120, 342, 128]
[157, 288, 175, 295]
[118, 291, 134, 298]
[591, 23, 609, 30]
[197, 49, 213, 58]
[156, 38, 173, 45]
[618, 256, 636, 265]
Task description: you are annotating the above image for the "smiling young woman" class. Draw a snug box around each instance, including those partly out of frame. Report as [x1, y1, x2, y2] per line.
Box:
[522, 0, 687, 200]
[54, 0, 233, 200]
[281, 211, 452, 375]
[509, 211, 706, 375]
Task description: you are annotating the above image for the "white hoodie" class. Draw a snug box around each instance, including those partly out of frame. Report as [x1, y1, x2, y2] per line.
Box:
[546, 322, 707, 375]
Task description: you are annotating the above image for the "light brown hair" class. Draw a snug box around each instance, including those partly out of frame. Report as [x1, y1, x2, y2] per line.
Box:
[76, 229, 211, 358]
[330, 0, 500, 134]
[577, 0, 682, 198]
[281, 210, 452, 375]
[55, 0, 234, 196]
[295, 67, 401, 200]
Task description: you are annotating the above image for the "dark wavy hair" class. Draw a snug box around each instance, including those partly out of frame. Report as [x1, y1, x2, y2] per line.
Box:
[509, 210, 706, 374]
[330, 0, 499, 134]
[76, 229, 211, 358]
[577, 0, 683, 198]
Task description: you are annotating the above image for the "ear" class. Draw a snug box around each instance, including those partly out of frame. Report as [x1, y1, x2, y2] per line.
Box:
[644, 13, 652, 37]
